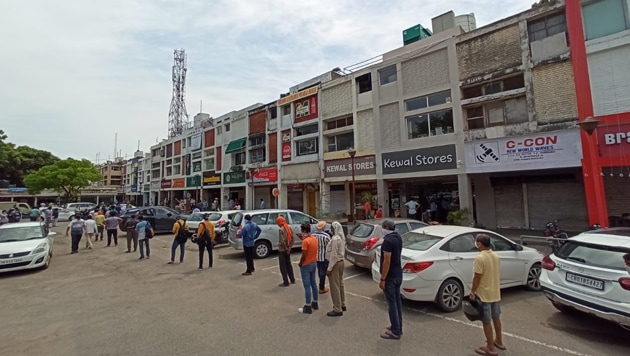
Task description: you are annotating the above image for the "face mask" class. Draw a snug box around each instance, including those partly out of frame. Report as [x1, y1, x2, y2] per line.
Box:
[382, 229, 393, 235]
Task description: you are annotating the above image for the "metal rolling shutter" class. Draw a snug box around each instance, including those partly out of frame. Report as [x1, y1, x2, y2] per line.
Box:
[288, 192, 303, 211]
[604, 175, 630, 218]
[527, 180, 588, 229]
[494, 181, 525, 229]
[329, 185, 347, 216]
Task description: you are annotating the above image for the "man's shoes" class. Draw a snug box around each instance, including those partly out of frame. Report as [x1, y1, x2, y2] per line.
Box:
[70, 251, 78, 254]
[278, 283, 290, 287]
[242, 272, 252, 276]
[311, 302, 319, 310]
[298, 305, 312, 314]
[342, 306, 347, 312]
[252, 269, 255, 272]
[139, 256, 144, 260]
[125, 250, 131, 253]
[290, 280, 296, 284]
[327, 311, 343, 317]
[146, 256, 150, 259]
[167, 261, 175, 264]
[319, 288, 329, 294]
[198, 266, 203, 270]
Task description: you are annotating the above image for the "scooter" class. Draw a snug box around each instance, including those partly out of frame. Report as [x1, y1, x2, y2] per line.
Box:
[214, 220, 231, 244]
[544, 219, 569, 252]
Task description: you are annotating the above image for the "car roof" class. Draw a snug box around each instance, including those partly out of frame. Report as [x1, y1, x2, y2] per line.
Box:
[408, 224, 493, 238]
[570, 230, 630, 250]
[236, 209, 306, 214]
[356, 218, 425, 226]
[0, 222, 44, 229]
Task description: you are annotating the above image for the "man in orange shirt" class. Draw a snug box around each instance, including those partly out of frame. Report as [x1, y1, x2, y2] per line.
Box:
[364, 199, 371, 220]
[298, 223, 319, 314]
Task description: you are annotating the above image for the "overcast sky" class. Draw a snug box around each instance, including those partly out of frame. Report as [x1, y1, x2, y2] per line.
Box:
[0, 0, 532, 162]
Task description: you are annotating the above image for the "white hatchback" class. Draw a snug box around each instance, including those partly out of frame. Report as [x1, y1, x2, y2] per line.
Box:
[539, 228, 630, 330]
[0, 222, 56, 273]
[371, 225, 543, 312]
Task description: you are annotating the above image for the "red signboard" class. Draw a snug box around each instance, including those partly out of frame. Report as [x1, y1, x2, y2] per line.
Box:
[161, 180, 172, 189]
[172, 178, 185, 189]
[282, 142, 291, 161]
[294, 95, 318, 123]
[597, 123, 630, 158]
[246, 168, 278, 183]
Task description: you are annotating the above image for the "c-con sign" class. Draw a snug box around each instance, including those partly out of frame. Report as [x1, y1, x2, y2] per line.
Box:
[604, 131, 630, 145]
[505, 136, 557, 148]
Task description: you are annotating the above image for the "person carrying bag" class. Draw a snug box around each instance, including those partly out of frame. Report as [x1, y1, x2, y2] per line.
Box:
[196, 214, 215, 270]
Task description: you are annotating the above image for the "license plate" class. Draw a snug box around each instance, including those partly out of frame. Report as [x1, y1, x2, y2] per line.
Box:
[0, 258, 22, 265]
[346, 255, 355, 263]
[566, 272, 604, 291]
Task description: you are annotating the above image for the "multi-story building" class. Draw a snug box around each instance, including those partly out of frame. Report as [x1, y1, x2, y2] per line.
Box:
[122, 150, 144, 205]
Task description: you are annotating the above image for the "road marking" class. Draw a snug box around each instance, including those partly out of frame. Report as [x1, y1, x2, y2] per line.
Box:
[343, 272, 366, 280]
[262, 265, 278, 271]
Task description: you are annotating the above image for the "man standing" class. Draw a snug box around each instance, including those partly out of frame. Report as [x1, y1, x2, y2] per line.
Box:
[276, 216, 295, 287]
[196, 214, 215, 269]
[326, 221, 347, 317]
[379, 219, 403, 340]
[135, 215, 151, 260]
[125, 215, 138, 253]
[364, 199, 371, 220]
[405, 198, 420, 220]
[65, 215, 86, 254]
[29, 207, 40, 222]
[312, 221, 331, 294]
[237, 214, 261, 275]
[169, 216, 189, 264]
[94, 211, 105, 241]
[52, 207, 59, 227]
[298, 223, 319, 314]
[44, 206, 53, 228]
[84, 216, 97, 249]
[470, 234, 504, 356]
[260, 198, 265, 209]
[104, 211, 122, 247]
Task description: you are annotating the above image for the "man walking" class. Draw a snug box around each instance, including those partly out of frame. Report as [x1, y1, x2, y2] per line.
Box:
[326, 221, 347, 316]
[84, 216, 97, 249]
[196, 214, 215, 269]
[170, 216, 189, 264]
[470, 234, 505, 356]
[298, 223, 319, 314]
[125, 214, 138, 253]
[276, 216, 295, 286]
[104, 211, 122, 246]
[44, 206, 53, 228]
[312, 221, 331, 294]
[135, 215, 151, 260]
[379, 219, 403, 340]
[52, 207, 59, 227]
[237, 214, 261, 275]
[259, 198, 265, 209]
[65, 215, 86, 254]
[95, 211, 105, 240]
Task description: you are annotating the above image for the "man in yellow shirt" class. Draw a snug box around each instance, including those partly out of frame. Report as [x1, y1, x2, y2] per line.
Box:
[196, 214, 215, 270]
[169, 216, 189, 264]
[94, 212, 105, 241]
[470, 234, 504, 356]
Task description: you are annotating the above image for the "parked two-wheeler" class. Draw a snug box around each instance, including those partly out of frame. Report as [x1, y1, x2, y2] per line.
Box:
[544, 219, 569, 252]
[214, 220, 231, 244]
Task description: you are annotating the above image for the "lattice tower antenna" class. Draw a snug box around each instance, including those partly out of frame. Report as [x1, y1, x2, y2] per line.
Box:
[168, 49, 190, 138]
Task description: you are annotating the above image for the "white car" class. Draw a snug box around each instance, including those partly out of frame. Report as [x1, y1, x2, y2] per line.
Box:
[371, 225, 543, 312]
[57, 208, 74, 221]
[187, 210, 241, 243]
[540, 228, 630, 331]
[0, 222, 56, 273]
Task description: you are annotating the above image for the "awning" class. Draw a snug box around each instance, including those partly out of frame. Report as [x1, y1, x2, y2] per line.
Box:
[225, 138, 246, 153]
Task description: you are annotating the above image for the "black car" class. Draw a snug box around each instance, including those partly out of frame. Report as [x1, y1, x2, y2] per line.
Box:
[119, 206, 188, 233]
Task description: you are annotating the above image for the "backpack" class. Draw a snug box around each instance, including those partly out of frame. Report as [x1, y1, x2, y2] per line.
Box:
[71, 220, 84, 235]
[144, 221, 154, 239]
[176, 221, 190, 243]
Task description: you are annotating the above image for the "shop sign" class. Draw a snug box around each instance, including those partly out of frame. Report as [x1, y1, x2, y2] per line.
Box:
[203, 171, 221, 186]
[354, 182, 377, 190]
[277, 86, 318, 106]
[223, 171, 246, 184]
[160, 179, 172, 189]
[190, 133, 202, 151]
[465, 129, 582, 173]
[193, 161, 202, 172]
[172, 178, 185, 189]
[597, 122, 630, 158]
[382, 144, 457, 175]
[282, 143, 291, 161]
[246, 168, 279, 183]
[151, 181, 160, 190]
[325, 156, 376, 178]
[287, 184, 303, 192]
[294, 95, 318, 122]
[186, 176, 202, 188]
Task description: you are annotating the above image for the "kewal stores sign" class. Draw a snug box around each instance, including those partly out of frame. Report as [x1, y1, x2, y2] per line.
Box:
[381, 145, 456, 175]
[324, 156, 376, 178]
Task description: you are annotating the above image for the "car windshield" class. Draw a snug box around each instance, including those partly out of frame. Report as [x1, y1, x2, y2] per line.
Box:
[162, 207, 180, 215]
[401, 232, 443, 251]
[188, 213, 203, 222]
[556, 241, 628, 271]
[208, 213, 223, 221]
[0, 226, 45, 242]
[350, 224, 375, 238]
[232, 213, 243, 226]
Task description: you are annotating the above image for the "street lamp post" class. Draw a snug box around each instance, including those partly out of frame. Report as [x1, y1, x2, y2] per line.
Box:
[196, 174, 201, 207]
[348, 148, 356, 224]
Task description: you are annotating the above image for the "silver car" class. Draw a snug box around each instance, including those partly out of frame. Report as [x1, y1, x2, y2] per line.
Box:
[228, 209, 328, 259]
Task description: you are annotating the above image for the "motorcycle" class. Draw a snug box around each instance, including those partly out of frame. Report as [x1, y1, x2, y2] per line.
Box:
[214, 220, 231, 244]
[544, 219, 569, 252]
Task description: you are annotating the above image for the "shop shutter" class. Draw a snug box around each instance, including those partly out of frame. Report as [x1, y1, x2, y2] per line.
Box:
[494, 181, 525, 228]
[527, 180, 588, 229]
[604, 175, 630, 218]
[329, 185, 347, 216]
[288, 191, 303, 211]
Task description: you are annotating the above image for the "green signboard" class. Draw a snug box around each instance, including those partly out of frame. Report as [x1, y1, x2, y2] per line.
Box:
[186, 176, 202, 188]
[223, 171, 245, 184]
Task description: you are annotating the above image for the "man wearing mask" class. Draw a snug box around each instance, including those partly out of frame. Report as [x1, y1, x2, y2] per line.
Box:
[276, 216, 295, 287]
[237, 214, 261, 276]
[379, 219, 403, 340]
[196, 214, 215, 269]
[312, 221, 331, 294]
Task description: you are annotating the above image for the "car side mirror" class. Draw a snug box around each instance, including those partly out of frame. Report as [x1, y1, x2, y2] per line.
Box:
[514, 244, 523, 251]
[48, 232, 56, 237]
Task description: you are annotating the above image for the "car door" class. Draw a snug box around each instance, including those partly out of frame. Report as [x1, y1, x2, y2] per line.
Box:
[266, 212, 285, 249]
[249, 213, 269, 243]
[444, 233, 478, 286]
[288, 211, 312, 247]
[155, 208, 175, 232]
[140, 208, 156, 231]
[486, 233, 526, 286]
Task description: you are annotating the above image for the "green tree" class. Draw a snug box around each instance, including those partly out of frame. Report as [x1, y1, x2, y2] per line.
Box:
[24, 158, 101, 202]
[0, 130, 60, 186]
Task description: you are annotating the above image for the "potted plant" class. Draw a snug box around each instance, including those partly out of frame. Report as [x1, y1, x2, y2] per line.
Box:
[447, 208, 471, 226]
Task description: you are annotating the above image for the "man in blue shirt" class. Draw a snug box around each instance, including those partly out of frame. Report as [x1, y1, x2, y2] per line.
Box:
[379, 219, 403, 340]
[237, 214, 261, 276]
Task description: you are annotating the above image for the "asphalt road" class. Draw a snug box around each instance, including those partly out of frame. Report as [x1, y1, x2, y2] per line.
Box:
[1, 225, 629, 356]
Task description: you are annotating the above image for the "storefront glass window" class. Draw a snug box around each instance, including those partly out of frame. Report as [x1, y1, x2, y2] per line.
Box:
[407, 109, 454, 139]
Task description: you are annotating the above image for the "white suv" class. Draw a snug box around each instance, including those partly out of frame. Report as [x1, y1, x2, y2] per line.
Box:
[539, 228, 630, 331]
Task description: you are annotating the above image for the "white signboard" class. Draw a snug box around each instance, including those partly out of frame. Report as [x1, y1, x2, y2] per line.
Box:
[465, 129, 583, 173]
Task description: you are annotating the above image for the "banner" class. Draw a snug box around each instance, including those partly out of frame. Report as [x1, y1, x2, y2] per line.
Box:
[324, 156, 376, 178]
[246, 168, 278, 183]
[381, 145, 457, 175]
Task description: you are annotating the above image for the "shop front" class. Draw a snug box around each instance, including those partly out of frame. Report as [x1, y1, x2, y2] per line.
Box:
[171, 177, 186, 207]
[202, 171, 221, 209]
[597, 121, 630, 226]
[222, 171, 246, 209]
[185, 175, 203, 206]
[281, 162, 319, 216]
[465, 129, 587, 229]
[323, 155, 377, 219]
[246, 167, 278, 210]
[159, 179, 171, 207]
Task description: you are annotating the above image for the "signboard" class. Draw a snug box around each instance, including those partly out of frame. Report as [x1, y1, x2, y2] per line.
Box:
[193, 161, 202, 172]
[172, 178, 185, 189]
[246, 168, 279, 183]
[382, 144, 457, 175]
[597, 122, 630, 158]
[324, 155, 377, 178]
[203, 171, 221, 186]
[277, 86, 318, 106]
[150, 181, 160, 190]
[186, 176, 201, 188]
[294, 95, 318, 122]
[160, 179, 172, 189]
[287, 184, 303, 192]
[465, 129, 582, 173]
[130, 158, 139, 193]
[223, 171, 246, 184]
[7, 187, 27, 193]
[190, 133, 202, 151]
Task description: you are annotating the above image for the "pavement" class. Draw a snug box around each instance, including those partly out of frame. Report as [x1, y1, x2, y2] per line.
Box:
[1, 224, 629, 356]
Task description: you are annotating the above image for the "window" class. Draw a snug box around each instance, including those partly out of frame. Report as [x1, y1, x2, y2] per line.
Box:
[483, 82, 502, 95]
[326, 116, 353, 130]
[295, 123, 318, 136]
[234, 152, 246, 165]
[406, 109, 454, 139]
[250, 148, 265, 163]
[204, 148, 214, 156]
[327, 132, 354, 152]
[166, 167, 172, 176]
[556, 241, 628, 271]
[379, 65, 397, 85]
[487, 234, 515, 252]
[405, 90, 451, 111]
[356, 73, 372, 93]
[181, 139, 186, 148]
[270, 106, 278, 119]
[204, 158, 214, 170]
[249, 135, 265, 148]
[394, 224, 409, 235]
[487, 102, 504, 125]
[296, 138, 318, 156]
[528, 12, 567, 42]
[466, 97, 527, 129]
[174, 165, 181, 175]
[461, 75, 525, 99]
[466, 107, 484, 130]
[192, 152, 202, 159]
[217, 126, 222, 135]
[250, 213, 268, 225]
[289, 212, 312, 225]
[282, 105, 291, 116]
[193, 161, 202, 172]
[583, 0, 629, 40]
[174, 157, 181, 164]
[447, 234, 477, 252]
[225, 123, 231, 132]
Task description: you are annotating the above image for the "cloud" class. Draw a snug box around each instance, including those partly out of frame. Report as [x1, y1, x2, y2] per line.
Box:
[0, 0, 533, 161]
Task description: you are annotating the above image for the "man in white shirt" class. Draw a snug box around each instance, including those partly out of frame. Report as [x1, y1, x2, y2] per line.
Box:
[84, 216, 97, 249]
[405, 199, 420, 220]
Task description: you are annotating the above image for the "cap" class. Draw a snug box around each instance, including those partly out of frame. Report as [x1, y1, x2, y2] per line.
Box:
[317, 220, 326, 230]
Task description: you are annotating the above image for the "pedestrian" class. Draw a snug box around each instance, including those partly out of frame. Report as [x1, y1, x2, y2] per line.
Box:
[170, 216, 190, 264]
[192, 206, 200, 213]
[430, 199, 438, 221]
[104, 211, 122, 246]
[236, 214, 261, 275]
[312, 221, 331, 294]
[379, 219, 403, 340]
[276, 216, 295, 287]
[29, 207, 40, 222]
[196, 213, 215, 269]
[44, 207, 53, 228]
[94, 211, 105, 241]
[326, 221, 347, 317]
[125, 214, 138, 253]
[364, 199, 371, 220]
[422, 209, 432, 223]
[135, 215, 152, 260]
[228, 198, 234, 210]
[234, 201, 241, 210]
[260, 198, 265, 209]
[211, 199, 217, 211]
[52, 207, 59, 227]
[298, 223, 319, 314]
[65, 215, 86, 254]
[0, 210, 9, 225]
[83, 216, 97, 249]
[375, 205, 383, 219]
[405, 198, 420, 220]
[470, 234, 505, 356]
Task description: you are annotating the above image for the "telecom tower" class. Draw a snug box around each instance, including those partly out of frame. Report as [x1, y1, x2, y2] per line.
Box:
[168, 49, 190, 138]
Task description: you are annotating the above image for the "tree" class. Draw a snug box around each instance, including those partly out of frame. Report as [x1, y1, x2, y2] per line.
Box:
[0, 130, 60, 186]
[24, 158, 101, 202]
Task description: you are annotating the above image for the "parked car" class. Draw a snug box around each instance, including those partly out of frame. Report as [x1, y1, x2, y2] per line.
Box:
[540, 228, 630, 330]
[0, 222, 55, 273]
[65, 202, 98, 212]
[119, 206, 186, 234]
[187, 210, 241, 244]
[56, 208, 74, 222]
[346, 218, 428, 269]
[228, 209, 329, 259]
[0, 202, 31, 218]
[371, 225, 543, 312]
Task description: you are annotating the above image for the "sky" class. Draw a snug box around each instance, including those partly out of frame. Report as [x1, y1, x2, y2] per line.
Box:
[0, 0, 533, 162]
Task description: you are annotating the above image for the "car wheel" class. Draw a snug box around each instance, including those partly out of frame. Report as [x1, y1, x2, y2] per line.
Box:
[526, 263, 542, 291]
[68, 215, 74, 221]
[254, 240, 271, 259]
[436, 278, 464, 312]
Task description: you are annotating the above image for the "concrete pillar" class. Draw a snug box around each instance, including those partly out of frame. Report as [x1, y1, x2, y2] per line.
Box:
[457, 173, 473, 225]
[377, 178, 388, 218]
[320, 181, 331, 217]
